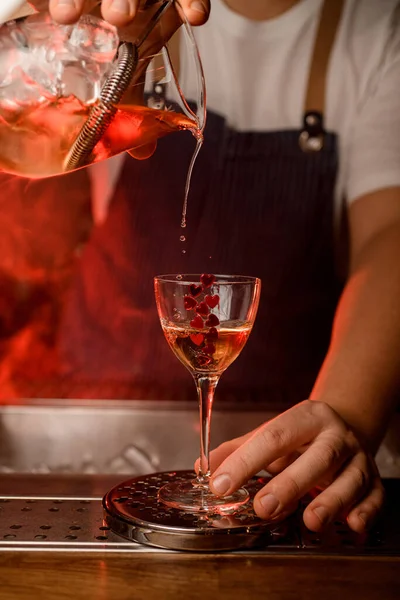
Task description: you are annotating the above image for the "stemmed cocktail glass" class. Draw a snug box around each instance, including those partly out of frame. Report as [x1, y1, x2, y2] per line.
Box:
[154, 274, 261, 514]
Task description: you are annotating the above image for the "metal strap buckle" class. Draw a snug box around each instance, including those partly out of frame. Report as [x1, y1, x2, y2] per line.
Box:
[299, 111, 325, 153]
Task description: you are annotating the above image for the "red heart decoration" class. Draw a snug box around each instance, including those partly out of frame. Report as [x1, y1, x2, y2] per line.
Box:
[190, 284, 202, 298]
[200, 274, 216, 289]
[190, 316, 204, 329]
[205, 314, 220, 327]
[206, 327, 218, 342]
[205, 294, 219, 309]
[203, 343, 216, 355]
[196, 301, 210, 317]
[190, 333, 204, 346]
[184, 296, 197, 310]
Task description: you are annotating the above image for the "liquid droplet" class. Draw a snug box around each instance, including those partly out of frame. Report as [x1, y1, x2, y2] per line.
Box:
[182, 249, 186, 254]
[176, 274, 183, 281]
[180, 135, 203, 231]
[180, 235, 186, 242]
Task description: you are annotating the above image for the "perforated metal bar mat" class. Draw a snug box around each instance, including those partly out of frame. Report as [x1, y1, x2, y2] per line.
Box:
[0, 472, 398, 554]
[103, 471, 396, 553]
[0, 496, 148, 553]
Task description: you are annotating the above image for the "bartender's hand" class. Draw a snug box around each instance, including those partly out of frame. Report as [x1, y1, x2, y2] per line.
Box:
[36, 1, 210, 26]
[204, 400, 384, 533]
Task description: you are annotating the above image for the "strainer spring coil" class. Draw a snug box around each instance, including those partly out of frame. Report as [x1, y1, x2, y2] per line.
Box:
[64, 42, 138, 171]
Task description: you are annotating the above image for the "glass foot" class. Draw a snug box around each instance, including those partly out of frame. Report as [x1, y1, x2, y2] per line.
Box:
[158, 478, 250, 514]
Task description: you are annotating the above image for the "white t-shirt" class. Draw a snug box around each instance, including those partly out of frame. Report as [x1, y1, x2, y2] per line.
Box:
[90, 0, 400, 225]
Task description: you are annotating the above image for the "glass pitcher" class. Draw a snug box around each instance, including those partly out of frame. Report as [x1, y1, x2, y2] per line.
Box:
[0, 0, 206, 178]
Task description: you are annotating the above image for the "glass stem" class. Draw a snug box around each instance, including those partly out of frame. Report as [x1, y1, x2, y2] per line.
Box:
[194, 375, 219, 485]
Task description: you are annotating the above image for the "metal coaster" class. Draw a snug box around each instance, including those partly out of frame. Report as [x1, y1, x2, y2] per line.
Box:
[103, 470, 277, 552]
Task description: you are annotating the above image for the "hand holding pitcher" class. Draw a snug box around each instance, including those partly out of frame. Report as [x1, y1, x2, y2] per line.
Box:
[28, 0, 211, 27]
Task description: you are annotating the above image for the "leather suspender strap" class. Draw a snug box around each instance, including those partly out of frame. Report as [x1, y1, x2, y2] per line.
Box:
[299, 0, 345, 152]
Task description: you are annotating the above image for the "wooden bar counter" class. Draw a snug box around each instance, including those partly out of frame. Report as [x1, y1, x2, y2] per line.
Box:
[0, 475, 399, 599]
[0, 552, 399, 600]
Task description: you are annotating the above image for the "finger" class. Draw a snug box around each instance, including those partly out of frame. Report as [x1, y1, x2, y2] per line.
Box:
[128, 141, 157, 160]
[264, 500, 300, 525]
[195, 419, 276, 473]
[180, 0, 210, 26]
[252, 432, 351, 521]
[100, 0, 138, 27]
[49, 0, 86, 23]
[346, 474, 385, 534]
[194, 432, 253, 474]
[266, 452, 300, 475]
[209, 401, 328, 496]
[303, 452, 372, 532]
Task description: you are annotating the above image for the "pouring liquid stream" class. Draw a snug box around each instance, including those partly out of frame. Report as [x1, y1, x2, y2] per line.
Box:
[179, 135, 203, 254]
[181, 135, 203, 230]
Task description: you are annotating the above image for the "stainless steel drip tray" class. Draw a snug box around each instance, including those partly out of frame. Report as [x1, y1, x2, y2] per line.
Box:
[0, 400, 399, 554]
[0, 477, 399, 556]
[0, 496, 144, 553]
